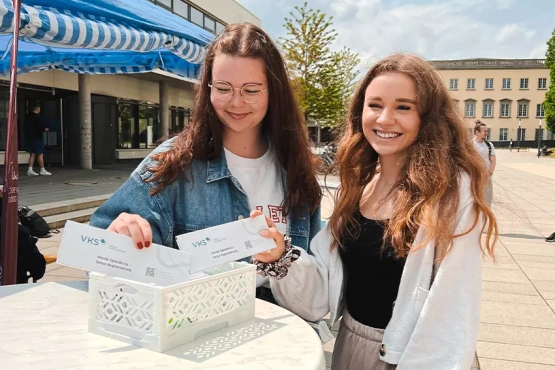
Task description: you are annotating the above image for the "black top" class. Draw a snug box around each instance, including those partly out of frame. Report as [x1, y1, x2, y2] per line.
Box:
[25, 112, 44, 140]
[339, 211, 406, 329]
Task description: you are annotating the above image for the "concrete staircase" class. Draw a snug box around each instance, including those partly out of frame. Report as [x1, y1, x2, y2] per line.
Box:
[31, 194, 111, 229]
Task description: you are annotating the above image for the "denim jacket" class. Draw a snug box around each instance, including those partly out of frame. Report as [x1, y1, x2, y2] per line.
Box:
[90, 139, 321, 253]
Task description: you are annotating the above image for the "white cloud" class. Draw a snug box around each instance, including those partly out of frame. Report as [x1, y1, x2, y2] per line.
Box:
[529, 43, 548, 59]
[493, 0, 518, 10]
[236, 0, 549, 61]
[494, 24, 536, 43]
[327, 0, 540, 61]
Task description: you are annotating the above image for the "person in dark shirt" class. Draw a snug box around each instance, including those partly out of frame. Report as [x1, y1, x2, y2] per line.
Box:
[25, 103, 51, 176]
[252, 54, 498, 369]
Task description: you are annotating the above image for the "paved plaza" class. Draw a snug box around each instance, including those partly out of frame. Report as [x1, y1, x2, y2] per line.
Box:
[10, 149, 555, 369]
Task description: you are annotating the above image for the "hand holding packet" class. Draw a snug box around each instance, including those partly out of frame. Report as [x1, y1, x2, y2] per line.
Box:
[57, 215, 275, 286]
[175, 215, 277, 273]
[57, 221, 192, 286]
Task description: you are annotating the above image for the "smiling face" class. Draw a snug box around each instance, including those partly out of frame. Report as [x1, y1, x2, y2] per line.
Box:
[362, 72, 421, 161]
[210, 54, 269, 137]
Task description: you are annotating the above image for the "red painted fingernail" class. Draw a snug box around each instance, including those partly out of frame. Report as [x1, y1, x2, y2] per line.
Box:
[145, 241, 151, 248]
[137, 242, 143, 249]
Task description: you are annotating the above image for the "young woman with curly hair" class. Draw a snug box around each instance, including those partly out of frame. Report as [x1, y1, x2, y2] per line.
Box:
[253, 53, 498, 369]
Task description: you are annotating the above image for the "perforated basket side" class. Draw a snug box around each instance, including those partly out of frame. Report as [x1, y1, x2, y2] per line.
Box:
[161, 264, 256, 335]
[88, 273, 159, 340]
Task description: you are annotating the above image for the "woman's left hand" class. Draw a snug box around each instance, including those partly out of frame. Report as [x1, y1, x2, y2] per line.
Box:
[250, 210, 286, 263]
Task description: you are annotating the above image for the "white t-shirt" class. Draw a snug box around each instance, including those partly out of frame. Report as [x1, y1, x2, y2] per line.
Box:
[224, 145, 286, 288]
[473, 138, 495, 170]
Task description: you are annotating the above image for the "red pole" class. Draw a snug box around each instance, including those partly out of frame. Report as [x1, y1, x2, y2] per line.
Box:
[1, 0, 22, 286]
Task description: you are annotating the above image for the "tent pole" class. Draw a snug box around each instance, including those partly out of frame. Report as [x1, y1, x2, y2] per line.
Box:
[1, 0, 22, 286]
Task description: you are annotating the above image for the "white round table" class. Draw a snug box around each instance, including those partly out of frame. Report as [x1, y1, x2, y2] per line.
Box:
[0, 281, 326, 370]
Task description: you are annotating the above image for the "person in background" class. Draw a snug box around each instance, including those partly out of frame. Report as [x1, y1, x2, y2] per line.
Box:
[25, 103, 51, 176]
[89, 23, 322, 303]
[473, 120, 495, 206]
[252, 54, 498, 369]
[509, 138, 513, 151]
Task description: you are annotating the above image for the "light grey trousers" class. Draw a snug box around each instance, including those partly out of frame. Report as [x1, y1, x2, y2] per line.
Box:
[331, 310, 481, 369]
[331, 310, 396, 370]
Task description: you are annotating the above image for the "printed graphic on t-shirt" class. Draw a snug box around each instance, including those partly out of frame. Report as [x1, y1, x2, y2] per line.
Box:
[256, 205, 287, 224]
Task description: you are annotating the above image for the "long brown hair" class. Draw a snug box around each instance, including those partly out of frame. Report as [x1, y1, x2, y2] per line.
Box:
[147, 23, 322, 215]
[329, 54, 497, 260]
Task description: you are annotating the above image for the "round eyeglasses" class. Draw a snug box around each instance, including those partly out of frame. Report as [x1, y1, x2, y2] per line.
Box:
[208, 81, 268, 104]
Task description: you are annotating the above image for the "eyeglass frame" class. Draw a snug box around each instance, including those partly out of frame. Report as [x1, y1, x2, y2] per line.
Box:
[208, 80, 269, 104]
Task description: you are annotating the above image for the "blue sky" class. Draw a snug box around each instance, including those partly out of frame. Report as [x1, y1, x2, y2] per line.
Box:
[236, 0, 554, 66]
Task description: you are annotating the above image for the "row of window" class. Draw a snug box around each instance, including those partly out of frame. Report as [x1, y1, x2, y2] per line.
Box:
[450, 77, 548, 91]
[117, 101, 192, 149]
[149, 0, 225, 34]
[464, 100, 544, 119]
[479, 128, 544, 142]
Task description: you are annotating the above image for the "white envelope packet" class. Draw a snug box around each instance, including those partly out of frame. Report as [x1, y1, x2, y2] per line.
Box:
[175, 215, 276, 273]
[57, 221, 192, 286]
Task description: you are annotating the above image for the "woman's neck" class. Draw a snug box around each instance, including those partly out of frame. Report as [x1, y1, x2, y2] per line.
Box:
[377, 154, 406, 183]
[474, 136, 484, 143]
[223, 128, 268, 159]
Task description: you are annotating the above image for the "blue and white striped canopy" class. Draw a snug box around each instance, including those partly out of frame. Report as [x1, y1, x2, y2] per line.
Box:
[0, 35, 200, 79]
[0, 0, 213, 64]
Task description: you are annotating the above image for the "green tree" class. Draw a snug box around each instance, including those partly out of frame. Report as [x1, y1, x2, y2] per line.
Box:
[545, 29, 555, 132]
[281, 2, 359, 129]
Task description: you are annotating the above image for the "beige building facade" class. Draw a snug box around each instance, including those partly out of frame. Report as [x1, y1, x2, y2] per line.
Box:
[0, 0, 260, 166]
[432, 59, 551, 147]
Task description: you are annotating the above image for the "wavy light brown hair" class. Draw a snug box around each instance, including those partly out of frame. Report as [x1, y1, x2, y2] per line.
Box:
[328, 54, 497, 260]
[147, 23, 322, 215]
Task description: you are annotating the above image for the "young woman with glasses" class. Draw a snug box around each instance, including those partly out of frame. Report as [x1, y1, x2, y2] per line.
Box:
[89, 23, 323, 302]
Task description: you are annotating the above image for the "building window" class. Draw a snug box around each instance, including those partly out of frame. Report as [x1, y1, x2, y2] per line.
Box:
[486, 128, 491, 140]
[537, 104, 545, 118]
[520, 78, 529, 89]
[500, 101, 511, 117]
[165, 0, 226, 35]
[502, 78, 511, 89]
[216, 21, 225, 34]
[483, 101, 493, 118]
[485, 78, 494, 89]
[467, 78, 476, 90]
[190, 6, 204, 27]
[449, 79, 458, 90]
[156, 0, 172, 8]
[539, 78, 547, 89]
[518, 102, 529, 118]
[499, 128, 508, 141]
[138, 104, 160, 149]
[118, 103, 136, 149]
[535, 128, 544, 141]
[517, 128, 526, 141]
[170, 107, 192, 134]
[465, 102, 475, 117]
[117, 101, 159, 149]
[173, 0, 189, 18]
[203, 15, 216, 32]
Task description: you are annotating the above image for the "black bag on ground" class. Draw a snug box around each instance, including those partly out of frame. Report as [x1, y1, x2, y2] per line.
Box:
[18, 206, 50, 237]
[16, 224, 46, 284]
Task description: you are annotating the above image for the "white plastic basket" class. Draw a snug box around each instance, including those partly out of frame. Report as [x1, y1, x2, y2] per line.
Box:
[88, 262, 256, 352]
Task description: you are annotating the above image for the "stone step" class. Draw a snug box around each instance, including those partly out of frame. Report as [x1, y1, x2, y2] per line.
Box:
[44, 207, 98, 230]
[29, 194, 111, 217]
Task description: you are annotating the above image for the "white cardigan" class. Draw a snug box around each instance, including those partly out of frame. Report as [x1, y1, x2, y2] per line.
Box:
[270, 173, 483, 370]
